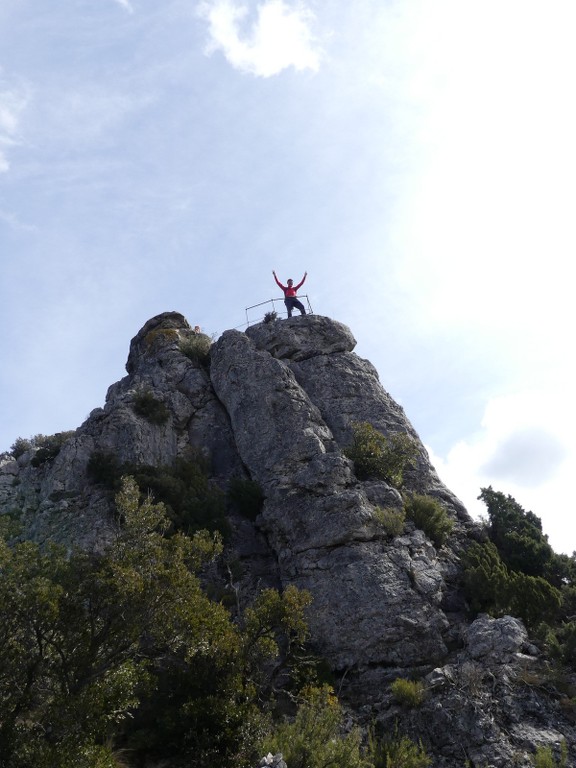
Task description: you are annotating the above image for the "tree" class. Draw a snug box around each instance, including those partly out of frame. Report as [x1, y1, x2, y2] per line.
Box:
[0, 477, 313, 767]
[462, 541, 561, 628]
[0, 477, 229, 767]
[479, 487, 554, 578]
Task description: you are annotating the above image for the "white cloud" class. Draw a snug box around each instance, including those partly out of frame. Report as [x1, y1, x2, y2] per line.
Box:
[198, 0, 322, 77]
[0, 77, 29, 172]
[112, 0, 135, 12]
[429, 387, 576, 554]
[0, 208, 37, 232]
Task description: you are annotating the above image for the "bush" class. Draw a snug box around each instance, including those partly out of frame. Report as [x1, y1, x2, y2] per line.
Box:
[132, 389, 170, 425]
[179, 333, 212, 364]
[87, 451, 123, 488]
[87, 452, 230, 538]
[10, 437, 33, 459]
[262, 685, 370, 768]
[545, 622, 576, 668]
[344, 422, 417, 487]
[373, 506, 405, 537]
[11, 432, 75, 465]
[263, 311, 278, 323]
[390, 678, 425, 708]
[369, 724, 431, 768]
[31, 432, 75, 467]
[462, 541, 509, 615]
[228, 476, 265, 521]
[533, 740, 568, 767]
[462, 541, 561, 628]
[403, 494, 453, 548]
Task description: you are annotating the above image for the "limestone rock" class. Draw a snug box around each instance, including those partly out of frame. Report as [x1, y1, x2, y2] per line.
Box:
[2, 312, 574, 767]
[245, 313, 356, 361]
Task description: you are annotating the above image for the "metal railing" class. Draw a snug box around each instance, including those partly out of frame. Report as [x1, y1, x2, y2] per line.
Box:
[243, 295, 314, 328]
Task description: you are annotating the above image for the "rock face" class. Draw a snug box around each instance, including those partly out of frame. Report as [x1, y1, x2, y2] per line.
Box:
[1, 312, 573, 767]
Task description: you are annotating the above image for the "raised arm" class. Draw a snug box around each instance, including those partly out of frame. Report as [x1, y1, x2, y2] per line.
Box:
[294, 271, 307, 291]
[272, 270, 284, 290]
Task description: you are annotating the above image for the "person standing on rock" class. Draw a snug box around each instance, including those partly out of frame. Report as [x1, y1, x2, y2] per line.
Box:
[272, 270, 307, 317]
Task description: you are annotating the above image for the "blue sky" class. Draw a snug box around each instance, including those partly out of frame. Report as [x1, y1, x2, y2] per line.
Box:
[1, 0, 574, 552]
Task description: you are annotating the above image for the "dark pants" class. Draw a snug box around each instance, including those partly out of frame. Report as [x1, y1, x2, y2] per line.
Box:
[285, 297, 306, 317]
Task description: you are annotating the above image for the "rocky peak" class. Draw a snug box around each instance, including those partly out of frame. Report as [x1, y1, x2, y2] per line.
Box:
[1, 312, 572, 766]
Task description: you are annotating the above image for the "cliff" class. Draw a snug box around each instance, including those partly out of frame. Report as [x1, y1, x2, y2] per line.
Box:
[0, 312, 573, 766]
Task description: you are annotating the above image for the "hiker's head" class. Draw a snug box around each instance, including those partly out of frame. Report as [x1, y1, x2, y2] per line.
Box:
[287, 279, 293, 285]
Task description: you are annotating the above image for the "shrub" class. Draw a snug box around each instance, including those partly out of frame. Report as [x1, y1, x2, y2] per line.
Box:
[545, 622, 576, 668]
[228, 476, 265, 521]
[179, 333, 212, 363]
[344, 422, 417, 487]
[132, 389, 170, 425]
[403, 494, 453, 548]
[462, 541, 561, 628]
[390, 678, 425, 708]
[508, 571, 561, 628]
[143, 327, 179, 349]
[87, 451, 123, 489]
[262, 685, 370, 768]
[30, 431, 75, 467]
[373, 506, 405, 537]
[369, 724, 431, 768]
[462, 541, 511, 616]
[11, 432, 75, 465]
[87, 452, 230, 538]
[10, 437, 33, 459]
[263, 311, 278, 323]
[129, 457, 230, 538]
[533, 740, 568, 767]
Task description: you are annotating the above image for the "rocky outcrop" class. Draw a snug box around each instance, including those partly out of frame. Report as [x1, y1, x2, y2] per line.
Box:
[1, 313, 244, 549]
[210, 321, 457, 669]
[1, 312, 573, 766]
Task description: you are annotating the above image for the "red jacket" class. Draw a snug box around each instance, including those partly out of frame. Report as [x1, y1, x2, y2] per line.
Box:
[274, 273, 306, 297]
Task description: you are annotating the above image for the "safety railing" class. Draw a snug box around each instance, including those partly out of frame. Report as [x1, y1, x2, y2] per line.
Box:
[243, 295, 314, 328]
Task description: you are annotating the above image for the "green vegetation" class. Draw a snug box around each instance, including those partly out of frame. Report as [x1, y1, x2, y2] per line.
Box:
[263, 311, 278, 323]
[10, 431, 75, 466]
[0, 477, 316, 768]
[179, 333, 212, 364]
[344, 422, 417, 487]
[533, 740, 568, 767]
[373, 506, 406, 537]
[227, 476, 265, 521]
[87, 451, 230, 538]
[390, 678, 425, 708]
[463, 541, 561, 628]
[369, 724, 431, 768]
[143, 327, 179, 349]
[480, 487, 556, 579]
[403, 494, 453, 548]
[463, 487, 576, 670]
[0, 474, 441, 768]
[131, 389, 170, 425]
[263, 685, 370, 768]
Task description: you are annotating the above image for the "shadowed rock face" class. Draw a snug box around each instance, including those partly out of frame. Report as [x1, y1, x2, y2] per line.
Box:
[2, 311, 573, 767]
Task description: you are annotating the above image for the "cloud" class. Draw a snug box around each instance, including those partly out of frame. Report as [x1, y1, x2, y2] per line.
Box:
[112, 0, 135, 12]
[198, 0, 322, 76]
[0, 208, 37, 232]
[428, 387, 575, 554]
[0, 76, 29, 172]
[481, 427, 567, 487]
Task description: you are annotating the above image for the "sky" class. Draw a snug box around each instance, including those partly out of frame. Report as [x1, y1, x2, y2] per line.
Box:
[1, 0, 575, 553]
